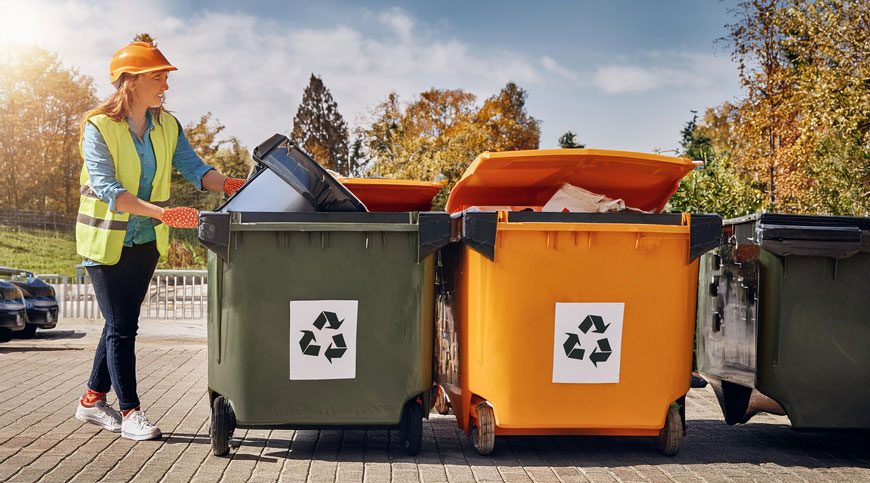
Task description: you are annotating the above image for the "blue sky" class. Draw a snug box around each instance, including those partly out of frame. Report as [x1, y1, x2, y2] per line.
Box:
[1, 0, 743, 154]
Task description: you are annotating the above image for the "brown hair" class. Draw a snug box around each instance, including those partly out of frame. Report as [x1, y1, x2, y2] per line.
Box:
[80, 73, 167, 134]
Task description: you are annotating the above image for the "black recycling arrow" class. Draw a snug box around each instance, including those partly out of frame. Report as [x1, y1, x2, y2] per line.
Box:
[579, 314, 610, 334]
[299, 330, 320, 356]
[589, 338, 612, 367]
[313, 311, 344, 330]
[562, 333, 585, 360]
[324, 333, 348, 363]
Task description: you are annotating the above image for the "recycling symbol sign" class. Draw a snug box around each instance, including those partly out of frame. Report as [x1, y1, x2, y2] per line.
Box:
[299, 311, 348, 363]
[562, 315, 613, 367]
[290, 300, 358, 380]
[552, 303, 624, 384]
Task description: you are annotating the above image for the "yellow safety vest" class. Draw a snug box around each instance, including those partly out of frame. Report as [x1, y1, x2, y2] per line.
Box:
[76, 111, 178, 265]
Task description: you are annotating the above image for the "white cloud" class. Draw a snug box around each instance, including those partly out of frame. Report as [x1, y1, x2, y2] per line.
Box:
[378, 7, 415, 41]
[592, 51, 734, 94]
[540, 56, 578, 82]
[0, 1, 541, 151]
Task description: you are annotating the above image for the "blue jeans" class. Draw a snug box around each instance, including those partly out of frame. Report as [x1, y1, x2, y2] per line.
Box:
[86, 242, 159, 411]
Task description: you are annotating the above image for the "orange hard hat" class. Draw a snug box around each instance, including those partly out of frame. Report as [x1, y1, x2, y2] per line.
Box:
[109, 41, 177, 86]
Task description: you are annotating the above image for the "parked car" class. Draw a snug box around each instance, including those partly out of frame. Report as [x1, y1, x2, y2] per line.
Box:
[0, 280, 28, 342]
[0, 268, 60, 339]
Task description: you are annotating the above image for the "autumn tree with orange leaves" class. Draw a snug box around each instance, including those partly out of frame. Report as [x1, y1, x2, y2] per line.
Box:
[357, 82, 541, 208]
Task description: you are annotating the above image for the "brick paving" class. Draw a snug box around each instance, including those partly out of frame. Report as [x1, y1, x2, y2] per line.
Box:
[0, 320, 868, 482]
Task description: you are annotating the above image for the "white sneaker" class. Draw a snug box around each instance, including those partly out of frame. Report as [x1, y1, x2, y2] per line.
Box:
[75, 400, 122, 433]
[121, 409, 162, 441]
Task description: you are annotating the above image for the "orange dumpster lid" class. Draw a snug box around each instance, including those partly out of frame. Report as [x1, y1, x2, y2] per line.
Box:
[339, 178, 446, 212]
[445, 149, 694, 214]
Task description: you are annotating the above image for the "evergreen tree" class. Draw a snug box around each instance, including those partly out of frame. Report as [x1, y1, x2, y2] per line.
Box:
[290, 74, 352, 175]
[558, 131, 585, 148]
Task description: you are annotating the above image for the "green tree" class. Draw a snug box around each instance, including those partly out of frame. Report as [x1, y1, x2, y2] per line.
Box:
[668, 110, 764, 218]
[291, 74, 353, 175]
[558, 131, 585, 148]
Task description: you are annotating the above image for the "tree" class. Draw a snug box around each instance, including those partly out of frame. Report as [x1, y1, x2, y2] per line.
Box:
[475, 82, 541, 151]
[0, 46, 97, 213]
[359, 82, 541, 208]
[721, 0, 869, 214]
[132, 33, 157, 45]
[668, 110, 764, 218]
[290, 74, 353, 175]
[558, 131, 585, 148]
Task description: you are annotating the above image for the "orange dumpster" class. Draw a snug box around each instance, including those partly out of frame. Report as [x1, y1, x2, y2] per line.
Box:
[339, 178, 445, 212]
[434, 149, 721, 455]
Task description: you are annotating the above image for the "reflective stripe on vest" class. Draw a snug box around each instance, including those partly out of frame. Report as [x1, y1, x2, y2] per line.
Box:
[76, 111, 178, 265]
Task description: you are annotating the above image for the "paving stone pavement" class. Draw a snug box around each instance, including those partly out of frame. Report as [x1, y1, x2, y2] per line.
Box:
[0, 319, 868, 482]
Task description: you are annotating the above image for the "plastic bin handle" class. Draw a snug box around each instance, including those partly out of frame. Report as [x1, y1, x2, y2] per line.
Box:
[198, 211, 231, 261]
[417, 212, 451, 262]
[689, 214, 723, 263]
[457, 211, 498, 261]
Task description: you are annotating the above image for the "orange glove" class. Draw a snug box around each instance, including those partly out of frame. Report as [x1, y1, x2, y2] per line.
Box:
[160, 207, 199, 229]
[223, 177, 246, 196]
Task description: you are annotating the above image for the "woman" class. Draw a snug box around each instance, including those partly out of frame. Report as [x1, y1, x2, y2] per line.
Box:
[73, 41, 245, 441]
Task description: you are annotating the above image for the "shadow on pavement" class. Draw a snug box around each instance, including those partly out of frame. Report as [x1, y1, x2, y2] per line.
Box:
[160, 419, 870, 469]
[32, 330, 87, 340]
[0, 346, 84, 352]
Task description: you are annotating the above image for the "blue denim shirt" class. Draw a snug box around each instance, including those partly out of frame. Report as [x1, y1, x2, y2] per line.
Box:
[81, 111, 214, 265]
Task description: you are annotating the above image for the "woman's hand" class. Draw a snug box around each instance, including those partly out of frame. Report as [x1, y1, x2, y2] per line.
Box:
[160, 207, 199, 228]
[223, 178, 246, 196]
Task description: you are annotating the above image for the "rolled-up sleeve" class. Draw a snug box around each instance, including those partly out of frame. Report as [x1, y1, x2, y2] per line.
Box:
[81, 123, 127, 213]
[173, 128, 215, 190]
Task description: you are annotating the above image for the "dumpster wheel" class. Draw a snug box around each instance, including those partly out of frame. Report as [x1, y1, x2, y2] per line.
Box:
[399, 397, 423, 456]
[655, 403, 683, 456]
[211, 396, 235, 456]
[434, 386, 450, 415]
[471, 403, 495, 456]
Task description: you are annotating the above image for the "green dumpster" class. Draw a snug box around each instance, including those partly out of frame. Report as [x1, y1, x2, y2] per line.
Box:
[198, 135, 450, 456]
[696, 213, 870, 429]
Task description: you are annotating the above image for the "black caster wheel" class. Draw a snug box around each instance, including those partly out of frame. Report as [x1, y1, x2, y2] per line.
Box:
[210, 396, 235, 456]
[399, 397, 423, 456]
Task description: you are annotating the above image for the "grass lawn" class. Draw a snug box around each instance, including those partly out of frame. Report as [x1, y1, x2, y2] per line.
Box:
[0, 225, 80, 276]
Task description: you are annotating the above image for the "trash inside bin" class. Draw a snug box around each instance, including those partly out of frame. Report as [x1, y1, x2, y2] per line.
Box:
[339, 178, 446, 212]
[435, 148, 721, 456]
[198, 134, 451, 457]
[695, 213, 870, 429]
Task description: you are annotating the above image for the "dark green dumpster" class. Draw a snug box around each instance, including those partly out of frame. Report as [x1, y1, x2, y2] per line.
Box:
[696, 213, 870, 429]
[198, 135, 450, 456]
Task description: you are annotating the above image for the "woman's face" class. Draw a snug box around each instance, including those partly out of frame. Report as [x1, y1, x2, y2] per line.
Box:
[133, 71, 170, 109]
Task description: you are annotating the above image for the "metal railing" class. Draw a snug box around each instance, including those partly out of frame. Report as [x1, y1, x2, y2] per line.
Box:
[38, 268, 208, 320]
[0, 210, 76, 232]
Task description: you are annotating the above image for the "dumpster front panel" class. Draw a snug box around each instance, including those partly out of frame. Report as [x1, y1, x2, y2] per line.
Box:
[757, 249, 870, 429]
[208, 224, 434, 427]
[441, 221, 698, 434]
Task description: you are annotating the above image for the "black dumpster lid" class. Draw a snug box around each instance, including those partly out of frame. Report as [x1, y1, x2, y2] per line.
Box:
[726, 213, 870, 230]
[244, 134, 367, 212]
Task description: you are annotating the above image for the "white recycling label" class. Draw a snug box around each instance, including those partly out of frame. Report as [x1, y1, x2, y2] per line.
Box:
[552, 302, 625, 384]
[289, 300, 358, 380]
